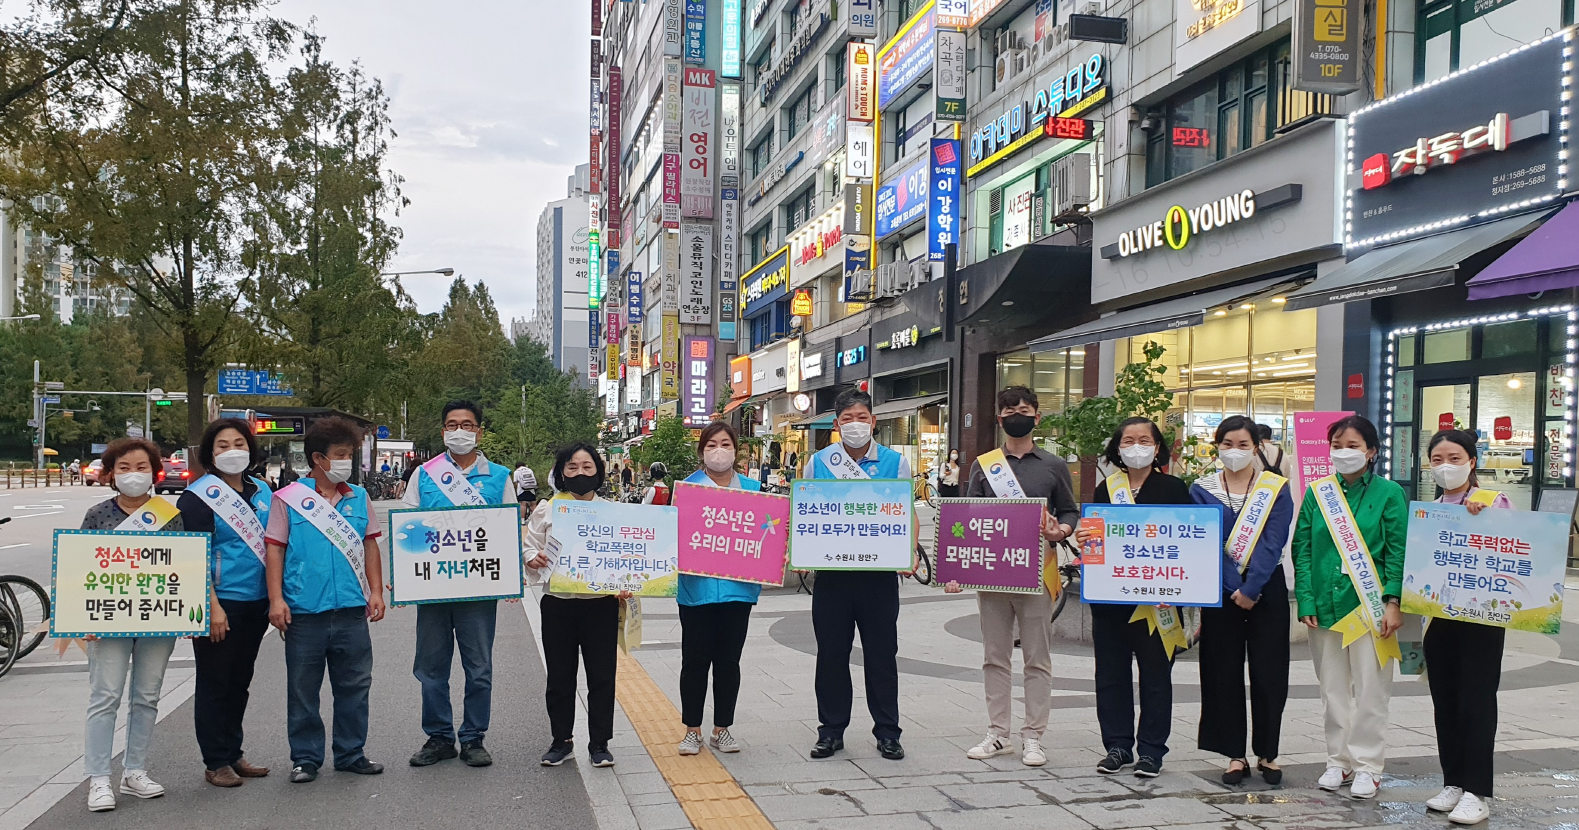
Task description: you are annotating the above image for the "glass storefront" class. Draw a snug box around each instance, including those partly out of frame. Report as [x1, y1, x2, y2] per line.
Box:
[995, 346, 1087, 491]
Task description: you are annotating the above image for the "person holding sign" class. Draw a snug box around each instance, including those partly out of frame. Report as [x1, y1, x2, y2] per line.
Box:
[402, 401, 513, 770]
[804, 388, 912, 762]
[523, 442, 622, 769]
[674, 422, 761, 757]
[78, 438, 185, 812]
[264, 418, 387, 784]
[1189, 416, 1294, 786]
[1075, 417, 1191, 779]
[1291, 414, 1407, 800]
[176, 419, 274, 788]
[1419, 429, 1509, 824]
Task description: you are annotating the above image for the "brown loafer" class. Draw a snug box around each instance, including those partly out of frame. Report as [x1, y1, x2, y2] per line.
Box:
[232, 757, 270, 778]
[205, 766, 244, 788]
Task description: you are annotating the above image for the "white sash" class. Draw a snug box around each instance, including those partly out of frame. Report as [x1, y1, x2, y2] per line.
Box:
[115, 496, 180, 531]
[1106, 471, 1136, 505]
[192, 474, 267, 565]
[277, 481, 369, 598]
[976, 448, 1027, 498]
[421, 454, 487, 506]
[1223, 471, 1287, 575]
[815, 444, 870, 480]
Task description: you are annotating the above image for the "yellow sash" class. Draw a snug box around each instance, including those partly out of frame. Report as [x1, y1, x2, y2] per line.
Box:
[977, 448, 1056, 596]
[1107, 470, 1186, 657]
[1466, 489, 1501, 507]
[1106, 471, 1135, 505]
[1310, 475, 1401, 667]
[1224, 471, 1287, 574]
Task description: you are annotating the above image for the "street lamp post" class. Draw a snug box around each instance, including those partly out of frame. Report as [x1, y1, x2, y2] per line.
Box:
[0, 314, 40, 322]
[379, 268, 455, 279]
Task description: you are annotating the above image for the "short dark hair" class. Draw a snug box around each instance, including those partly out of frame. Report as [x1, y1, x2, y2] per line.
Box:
[1103, 417, 1171, 471]
[1254, 423, 1274, 442]
[1327, 414, 1380, 450]
[1427, 429, 1481, 487]
[101, 437, 163, 490]
[1214, 415, 1259, 445]
[996, 386, 1039, 412]
[304, 417, 363, 461]
[441, 400, 483, 425]
[551, 441, 605, 490]
[833, 387, 873, 417]
[197, 418, 262, 474]
[697, 421, 739, 453]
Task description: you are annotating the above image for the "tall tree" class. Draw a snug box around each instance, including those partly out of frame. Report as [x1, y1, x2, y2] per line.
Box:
[0, 0, 135, 133]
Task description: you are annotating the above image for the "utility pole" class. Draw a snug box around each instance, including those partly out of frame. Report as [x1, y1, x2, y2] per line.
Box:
[32, 360, 41, 469]
[400, 400, 407, 440]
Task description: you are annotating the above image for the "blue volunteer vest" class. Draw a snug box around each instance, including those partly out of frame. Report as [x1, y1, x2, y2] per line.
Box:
[414, 453, 513, 507]
[281, 478, 374, 614]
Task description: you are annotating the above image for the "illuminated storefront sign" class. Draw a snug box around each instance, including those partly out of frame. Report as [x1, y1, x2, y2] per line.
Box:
[966, 54, 1106, 176]
[876, 1, 935, 110]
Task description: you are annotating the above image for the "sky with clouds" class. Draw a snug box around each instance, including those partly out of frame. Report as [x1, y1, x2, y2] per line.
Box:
[272, 0, 591, 328]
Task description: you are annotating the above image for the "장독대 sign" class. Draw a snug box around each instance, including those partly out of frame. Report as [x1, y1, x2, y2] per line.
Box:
[1402, 501, 1567, 633]
[52, 529, 212, 638]
[1078, 505, 1223, 606]
[388, 505, 525, 605]
[789, 479, 914, 570]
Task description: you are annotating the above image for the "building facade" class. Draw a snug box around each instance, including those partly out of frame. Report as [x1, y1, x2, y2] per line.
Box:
[528, 164, 593, 381]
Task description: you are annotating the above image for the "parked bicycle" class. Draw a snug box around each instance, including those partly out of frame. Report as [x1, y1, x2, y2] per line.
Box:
[365, 470, 402, 501]
[0, 517, 51, 679]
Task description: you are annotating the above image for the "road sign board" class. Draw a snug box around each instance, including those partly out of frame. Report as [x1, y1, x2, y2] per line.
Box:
[377, 426, 391, 439]
[42, 396, 60, 404]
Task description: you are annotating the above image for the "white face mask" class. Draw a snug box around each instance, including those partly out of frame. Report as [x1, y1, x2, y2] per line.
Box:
[115, 471, 153, 497]
[323, 459, 354, 484]
[1119, 444, 1156, 469]
[703, 447, 736, 473]
[213, 449, 252, 475]
[444, 429, 478, 455]
[1329, 448, 1371, 475]
[839, 421, 872, 449]
[1218, 448, 1255, 472]
[1430, 462, 1472, 491]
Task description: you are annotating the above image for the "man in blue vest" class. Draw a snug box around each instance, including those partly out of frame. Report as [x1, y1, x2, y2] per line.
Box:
[403, 401, 514, 768]
[805, 388, 913, 761]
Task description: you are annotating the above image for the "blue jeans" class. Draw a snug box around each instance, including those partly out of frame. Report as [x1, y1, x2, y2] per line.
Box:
[414, 600, 497, 744]
[284, 606, 372, 769]
[85, 637, 176, 777]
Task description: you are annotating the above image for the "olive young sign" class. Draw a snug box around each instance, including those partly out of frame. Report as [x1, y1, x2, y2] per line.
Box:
[967, 53, 1106, 177]
[1100, 185, 1302, 259]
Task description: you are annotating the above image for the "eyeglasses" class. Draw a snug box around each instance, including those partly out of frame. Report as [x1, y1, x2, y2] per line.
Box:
[444, 421, 480, 432]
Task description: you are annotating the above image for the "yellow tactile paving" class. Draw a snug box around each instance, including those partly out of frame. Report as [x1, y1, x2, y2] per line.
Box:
[615, 649, 776, 829]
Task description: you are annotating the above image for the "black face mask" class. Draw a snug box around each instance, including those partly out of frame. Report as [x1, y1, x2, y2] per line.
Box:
[560, 473, 601, 495]
[1001, 413, 1037, 438]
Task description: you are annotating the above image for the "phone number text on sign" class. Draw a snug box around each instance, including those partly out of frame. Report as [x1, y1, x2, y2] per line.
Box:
[52, 529, 212, 638]
[789, 479, 914, 570]
[1078, 505, 1222, 606]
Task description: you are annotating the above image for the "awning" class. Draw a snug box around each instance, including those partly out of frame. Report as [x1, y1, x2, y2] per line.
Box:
[957, 243, 1092, 330]
[872, 394, 948, 419]
[722, 395, 749, 414]
[791, 411, 835, 430]
[1027, 276, 1300, 354]
[1282, 210, 1554, 311]
[1466, 202, 1579, 300]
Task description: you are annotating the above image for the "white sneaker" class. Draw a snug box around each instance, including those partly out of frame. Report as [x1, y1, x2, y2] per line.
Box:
[87, 777, 115, 812]
[1349, 771, 1380, 799]
[1427, 786, 1466, 812]
[966, 734, 1013, 760]
[119, 770, 165, 799]
[1021, 738, 1047, 767]
[709, 729, 741, 754]
[678, 731, 702, 756]
[1317, 766, 1354, 791]
[1448, 792, 1489, 824]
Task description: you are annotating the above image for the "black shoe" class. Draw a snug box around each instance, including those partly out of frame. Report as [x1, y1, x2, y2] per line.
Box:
[460, 741, 493, 767]
[409, 736, 458, 767]
[541, 741, 573, 767]
[878, 739, 905, 760]
[1223, 759, 1249, 785]
[289, 763, 318, 783]
[1097, 748, 1133, 774]
[810, 738, 844, 759]
[336, 758, 384, 775]
[589, 746, 615, 768]
[1134, 756, 1162, 778]
[1258, 761, 1283, 786]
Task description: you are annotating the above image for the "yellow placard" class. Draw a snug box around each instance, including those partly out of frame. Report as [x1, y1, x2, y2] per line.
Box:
[51, 529, 212, 638]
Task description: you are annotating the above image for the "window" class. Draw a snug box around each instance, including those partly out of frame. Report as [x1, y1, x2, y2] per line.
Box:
[784, 186, 815, 231]
[750, 44, 774, 93]
[785, 83, 815, 138]
[1145, 40, 1333, 187]
[1416, 0, 1569, 83]
[829, 51, 846, 97]
[746, 223, 774, 269]
[748, 300, 791, 349]
[748, 131, 773, 180]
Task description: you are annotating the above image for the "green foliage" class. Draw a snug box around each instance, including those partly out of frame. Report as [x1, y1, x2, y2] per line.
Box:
[1042, 341, 1176, 459]
[633, 415, 697, 484]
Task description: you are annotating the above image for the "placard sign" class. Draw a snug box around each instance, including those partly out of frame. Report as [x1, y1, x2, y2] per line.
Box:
[388, 505, 525, 605]
[1078, 505, 1223, 606]
[546, 500, 680, 597]
[52, 529, 212, 638]
[789, 479, 914, 569]
[1402, 501, 1567, 633]
[1293, 411, 1350, 497]
[934, 499, 1044, 592]
[675, 482, 791, 585]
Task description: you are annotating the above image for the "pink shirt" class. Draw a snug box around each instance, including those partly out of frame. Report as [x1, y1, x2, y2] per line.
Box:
[264, 481, 381, 547]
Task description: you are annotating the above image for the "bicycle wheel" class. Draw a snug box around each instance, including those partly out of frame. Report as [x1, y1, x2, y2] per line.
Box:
[0, 602, 18, 678]
[0, 576, 50, 659]
[912, 548, 933, 585]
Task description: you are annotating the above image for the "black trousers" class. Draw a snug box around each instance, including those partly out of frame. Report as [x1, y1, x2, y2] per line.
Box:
[812, 571, 901, 742]
[1092, 602, 1174, 761]
[1425, 617, 1505, 796]
[1197, 567, 1291, 761]
[540, 595, 620, 748]
[678, 601, 754, 728]
[192, 598, 271, 771]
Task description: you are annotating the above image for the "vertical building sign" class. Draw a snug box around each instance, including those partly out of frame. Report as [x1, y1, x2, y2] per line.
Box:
[935, 0, 968, 27]
[845, 121, 875, 179]
[928, 138, 961, 262]
[663, 58, 683, 228]
[607, 311, 621, 344]
[721, 0, 742, 77]
[846, 0, 877, 36]
[664, 0, 683, 57]
[846, 43, 875, 123]
[627, 270, 645, 326]
[588, 223, 603, 309]
[592, 0, 602, 36]
[719, 191, 739, 341]
[682, 336, 716, 426]
[934, 28, 966, 122]
[661, 315, 682, 400]
[662, 231, 681, 307]
[1292, 0, 1363, 93]
[607, 67, 623, 247]
[684, 0, 707, 65]
[680, 223, 714, 324]
[785, 337, 802, 394]
[720, 81, 740, 186]
[681, 68, 716, 219]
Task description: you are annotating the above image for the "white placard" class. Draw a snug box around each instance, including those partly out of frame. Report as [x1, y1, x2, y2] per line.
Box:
[720, 81, 741, 185]
[1175, 0, 1260, 73]
[681, 68, 716, 219]
[789, 479, 915, 570]
[664, 0, 683, 57]
[845, 121, 875, 179]
[390, 506, 525, 605]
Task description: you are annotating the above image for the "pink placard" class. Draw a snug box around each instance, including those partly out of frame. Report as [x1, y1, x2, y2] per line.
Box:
[1292, 411, 1352, 498]
[675, 481, 791, 586]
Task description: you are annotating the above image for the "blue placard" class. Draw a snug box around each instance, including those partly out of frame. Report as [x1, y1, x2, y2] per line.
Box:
[875, 156, 929, 239]
[720, 0, 741, 76]
[928, 138, 962, 262]
[1079, 505, 1223, 607]
[876, 3, 935, 110]
[628, 270, 644, 326]
[684, 0, 707, 65]
[1402, 501, 1568, 633]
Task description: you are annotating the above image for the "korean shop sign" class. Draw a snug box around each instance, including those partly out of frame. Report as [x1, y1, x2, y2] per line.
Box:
[1101, 185, 1303, 259]
[877, 1, 935, 110]
[967, 53, 1106, 177]
[1291, 0, 1362, 94]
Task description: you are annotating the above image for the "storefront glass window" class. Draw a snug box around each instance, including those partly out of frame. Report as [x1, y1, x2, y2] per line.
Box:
[1423, 328, 1472, 363]
[1397, 333, 1417, 367]
[1415, 0, 1569, 83]
[1482, 319, 1538, 359]
[995, 347, 1086, 491]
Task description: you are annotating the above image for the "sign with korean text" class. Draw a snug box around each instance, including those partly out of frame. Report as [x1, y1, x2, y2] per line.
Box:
[607, 342, 619, 380]
[847, 42, 876, 122]
[1176, 0, 1259, 73]
[664, 0, 683, 56]
[1293, 411, 1350, 497]
[721, 0, 742, 76]
[789, 479, 914, 570]
[546, 500, 679, 597]
[680, 223, 714, 323]
[1078, 505, 1223, 606]
[741, 246, 790, 316]
[1402, 501, 1566, 633]
[720, 191, 739, 335]
[928, 138, 961, 262]
[846, 0, 877, 36]
[934, 28, 966, 123]
[662, 230, 681, 305]
[967, 54, 1106, 176]
[628, 270, 645, 326]
[878, 1, 936, 110]
[608, 68, 623, 224]
[52, 529, 212, 638]
[661, 314, 681, 399]
[1292, 0, 1362, 94]
[388, 505, 524, 605]
[682, 336, 716, 425]
[681, 68, 716, 218]
[934, 499, 1045, 592]
[936, 0, 969, 26]
[664, 58, 684, 149]
[845, 121, 876, 179]
[675, 482, 790, 584]
[663, 153, 682, 228]
[607, 311, 621, 344]
[875, 155, 929, 238]
[720, 81, 740, 185]
[685, 0, 707, 65]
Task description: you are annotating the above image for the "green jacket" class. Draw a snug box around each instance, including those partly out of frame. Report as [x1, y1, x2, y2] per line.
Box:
[1292, 472, 1409, 627]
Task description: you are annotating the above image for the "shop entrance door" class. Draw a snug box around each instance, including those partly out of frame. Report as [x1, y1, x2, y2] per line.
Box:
[1412, 375, 1537, 508]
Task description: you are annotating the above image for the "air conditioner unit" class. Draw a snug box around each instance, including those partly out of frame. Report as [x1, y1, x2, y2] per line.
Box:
[995, 52, 1013, 84]
[1079, 1, 1103, 14]
[996, 48, 1028, 83]
[1012, 49, 1031, 76]
[994, 30, 1023, 54]
[1052, 152, 1095, 217]
[1042, 23, 1069, 53]
[845, 269, 876, 302]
